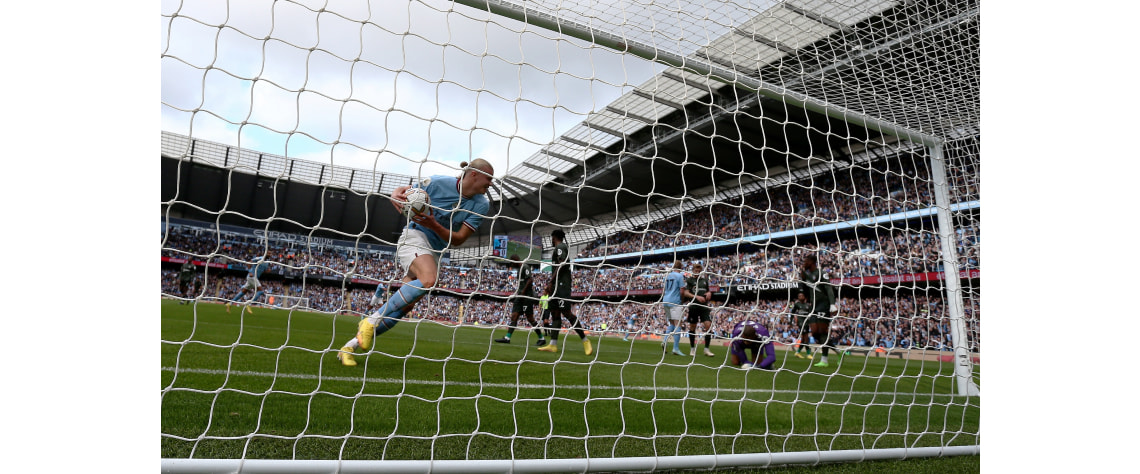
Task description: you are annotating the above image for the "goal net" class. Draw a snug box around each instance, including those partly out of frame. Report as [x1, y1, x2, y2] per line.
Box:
[161, 0, 980, 471]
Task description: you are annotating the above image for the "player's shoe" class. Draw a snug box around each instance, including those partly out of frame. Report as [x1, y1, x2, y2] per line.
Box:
[357, 319, 377, 351]
[621, 337, 629, 342]
[536, 339, 547, 347]
[583, 339, 593, 355]
[690, 348, 697, 357]
[495, 337, 511, 344]
[813, 361, 829, 368]
[672, 349, 686, 357]
[537, 344, 558, 353]
[337, 347, 357, 367]
[795, 353, 805, 359]
[225, 302, 232, 313]
[703, 348, 715, 357]
[808, 354, 814, 360]
[245, 305, 254, 314]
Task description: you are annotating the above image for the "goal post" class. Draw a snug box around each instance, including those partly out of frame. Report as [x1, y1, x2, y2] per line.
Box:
[929, 143, 981, 397]
[161, 0, 981, 471]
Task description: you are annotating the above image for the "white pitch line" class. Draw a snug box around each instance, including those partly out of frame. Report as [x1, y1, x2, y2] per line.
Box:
[161, 367, 969, 399]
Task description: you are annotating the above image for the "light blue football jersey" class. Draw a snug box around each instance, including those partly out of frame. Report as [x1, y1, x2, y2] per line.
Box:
[662, 271, 684, 305]
[408, 175, 490, 252]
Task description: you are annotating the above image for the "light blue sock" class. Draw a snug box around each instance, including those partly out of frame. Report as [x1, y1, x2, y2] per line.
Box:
[372, 281, 426, 336]
[672, 329, 682, 351]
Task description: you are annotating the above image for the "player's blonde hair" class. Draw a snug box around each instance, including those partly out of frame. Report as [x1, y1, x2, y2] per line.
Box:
[460, 158, 494, 178]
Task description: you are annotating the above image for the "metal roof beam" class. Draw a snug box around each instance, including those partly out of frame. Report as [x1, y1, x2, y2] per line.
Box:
[542, 150, 585, 167]
[521, 161, 571, 180]
[604, 106, 656, 125]
[631, 89, 686, 112]
[453, 0, 943, 147]
[583, 121, 626, 139]
[732, 29, 798, 54]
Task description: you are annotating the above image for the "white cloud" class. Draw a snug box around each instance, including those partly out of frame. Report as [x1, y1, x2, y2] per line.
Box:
[161, 0, 671, 185]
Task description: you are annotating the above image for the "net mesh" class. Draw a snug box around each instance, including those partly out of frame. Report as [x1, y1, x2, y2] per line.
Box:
[161, 0, 979, 467]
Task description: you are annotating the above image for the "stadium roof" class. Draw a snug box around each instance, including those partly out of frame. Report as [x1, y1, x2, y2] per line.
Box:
[486, 0, 979, 246]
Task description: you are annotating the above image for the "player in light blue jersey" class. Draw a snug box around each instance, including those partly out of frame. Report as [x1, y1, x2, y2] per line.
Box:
[227, 255, 271, 314]
[661, 261, 686, 356]
[338, 159, 494, 366]
[621, 309, 641, 342]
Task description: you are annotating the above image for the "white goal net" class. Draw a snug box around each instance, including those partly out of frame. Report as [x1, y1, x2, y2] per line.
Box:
[161, 0, 980, 471]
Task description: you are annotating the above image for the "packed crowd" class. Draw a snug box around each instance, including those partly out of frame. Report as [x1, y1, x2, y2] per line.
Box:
[162, 221, 980, 298]
[162, 268, 978, 353]
[578, 155, 979, 259]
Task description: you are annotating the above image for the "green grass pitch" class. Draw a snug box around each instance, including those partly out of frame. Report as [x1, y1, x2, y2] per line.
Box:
[161, 299, 979, 463]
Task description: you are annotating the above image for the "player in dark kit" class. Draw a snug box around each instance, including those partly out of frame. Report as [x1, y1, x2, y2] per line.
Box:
[729, 320, 775, 370]
[788, 291, 814, 359]
[537, 229, 593, 355]
[178, 260, 196, 303]
[495, 254, 546, 346]
[799, 254, 839, 367]
[683, 263, 716, 357]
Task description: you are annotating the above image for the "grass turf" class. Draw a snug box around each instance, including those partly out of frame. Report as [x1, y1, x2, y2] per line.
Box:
[161, 299, 979, 466]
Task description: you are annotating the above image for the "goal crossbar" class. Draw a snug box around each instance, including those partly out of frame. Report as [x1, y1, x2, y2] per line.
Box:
[161, 445, 980, 473]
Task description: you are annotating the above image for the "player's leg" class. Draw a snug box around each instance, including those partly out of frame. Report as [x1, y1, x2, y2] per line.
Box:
[688, 313, 699, 356]
[349, 233, 435, 360]
[561, 306, 592, 355]
[812, 319, 832, 367]
[226, 287, 246, 313]
[701, 319, 714, 356]
[496, 309, 523, 343]
[522, 303, 545, 344]
[246, 283, 264, 313]
[800, 318, 814, 358]
[368, 255, 435, 337]
[539, 308, 552, 346]
[663, 310, 679, 356]
[370, 284, 386, 306]
[562, 308, 587, 340]
[538, 303, 563, 352]
[670, 307, 685, 356]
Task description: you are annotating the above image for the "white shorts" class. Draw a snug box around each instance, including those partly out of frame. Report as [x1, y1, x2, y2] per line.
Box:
[397, 228, 438, 276]
[664, 304, 684, 321]
[242, 277, 260, 291]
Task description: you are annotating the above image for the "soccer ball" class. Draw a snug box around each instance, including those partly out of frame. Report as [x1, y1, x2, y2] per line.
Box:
[404, 188, 430, 217]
